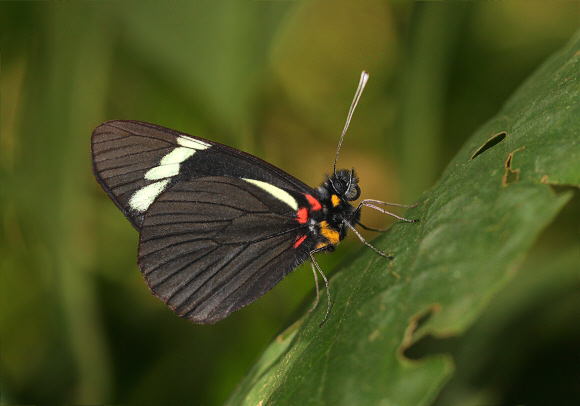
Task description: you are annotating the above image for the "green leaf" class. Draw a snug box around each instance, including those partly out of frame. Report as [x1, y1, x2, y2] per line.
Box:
[226, 31, 580, 406]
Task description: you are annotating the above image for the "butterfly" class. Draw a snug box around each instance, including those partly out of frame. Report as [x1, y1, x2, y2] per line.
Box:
[91, 71, 418, 325]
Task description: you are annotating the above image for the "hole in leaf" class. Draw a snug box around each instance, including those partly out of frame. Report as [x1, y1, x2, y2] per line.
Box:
[404, 334, 460, 360]
[549, 184, 578, 195]
[470, 132, 508, 160]
[400, 304, 442, 359]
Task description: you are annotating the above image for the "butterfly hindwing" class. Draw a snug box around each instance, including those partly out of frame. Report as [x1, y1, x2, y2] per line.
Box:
[138, 177, 313, 323]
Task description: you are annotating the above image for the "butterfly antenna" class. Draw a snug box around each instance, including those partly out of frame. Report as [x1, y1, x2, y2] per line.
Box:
[334, 71, 370, 174]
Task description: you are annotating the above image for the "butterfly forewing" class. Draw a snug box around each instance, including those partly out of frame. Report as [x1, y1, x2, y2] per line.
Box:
[91, 121, 213, 229]
[138, 177, 312, 323]
[91, 121, 314, 231]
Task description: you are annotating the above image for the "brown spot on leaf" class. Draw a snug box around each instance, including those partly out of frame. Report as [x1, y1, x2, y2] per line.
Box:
[502, 146, 526, 186]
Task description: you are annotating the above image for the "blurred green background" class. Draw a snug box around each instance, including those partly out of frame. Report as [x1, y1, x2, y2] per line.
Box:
[1, 2, 578, 405]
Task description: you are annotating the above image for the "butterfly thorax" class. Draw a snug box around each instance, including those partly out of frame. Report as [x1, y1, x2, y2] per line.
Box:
[306, 169, 361, 251]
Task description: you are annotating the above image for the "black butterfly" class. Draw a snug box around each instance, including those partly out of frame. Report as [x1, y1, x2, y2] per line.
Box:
[91, 72, 417, 325]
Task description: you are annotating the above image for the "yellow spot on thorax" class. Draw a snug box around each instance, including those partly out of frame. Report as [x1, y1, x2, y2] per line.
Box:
[319, 221, 340, 245]
[315, 242, 328, 250]
[331, 194, 341, 207]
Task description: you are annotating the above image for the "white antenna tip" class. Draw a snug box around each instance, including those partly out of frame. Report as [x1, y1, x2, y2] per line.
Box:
[333, 70, 371, 173]
[360, 71, 369, 85]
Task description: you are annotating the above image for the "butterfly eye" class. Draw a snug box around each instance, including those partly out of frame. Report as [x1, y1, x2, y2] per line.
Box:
[332, 179, 346, 195]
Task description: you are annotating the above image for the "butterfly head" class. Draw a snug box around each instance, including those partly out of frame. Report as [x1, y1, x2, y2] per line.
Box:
[329, 169, 360, 202]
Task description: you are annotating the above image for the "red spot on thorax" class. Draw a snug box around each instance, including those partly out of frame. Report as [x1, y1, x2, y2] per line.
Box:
[304, 194, 322, 211]
[296, 207, 308, 224]
[293, 235, 307, 248]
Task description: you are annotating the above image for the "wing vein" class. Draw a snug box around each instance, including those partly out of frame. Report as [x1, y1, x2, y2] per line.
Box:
[173, 245, 249, 309]
[139, 221, 233, 244]
[95, 145, 169, 162]
[157, 199, 264, 213]
[148, 246, 221, 289]
[184, 237, 292, 319]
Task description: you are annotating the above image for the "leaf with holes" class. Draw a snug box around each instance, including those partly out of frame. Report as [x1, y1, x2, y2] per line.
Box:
[225, 32, 580, 406]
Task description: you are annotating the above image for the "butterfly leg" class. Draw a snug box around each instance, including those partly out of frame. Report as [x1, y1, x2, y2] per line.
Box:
[356, 221, 389, 232]
[308, 261, 320, 315]
[309, 250, 332, 327]
[355, 199, 419, 223]
[359, 199, 419, 209]
[345, 222, 394, 260]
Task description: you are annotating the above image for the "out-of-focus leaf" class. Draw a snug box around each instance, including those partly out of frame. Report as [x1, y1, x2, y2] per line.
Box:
[119, 2, 291, 136]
